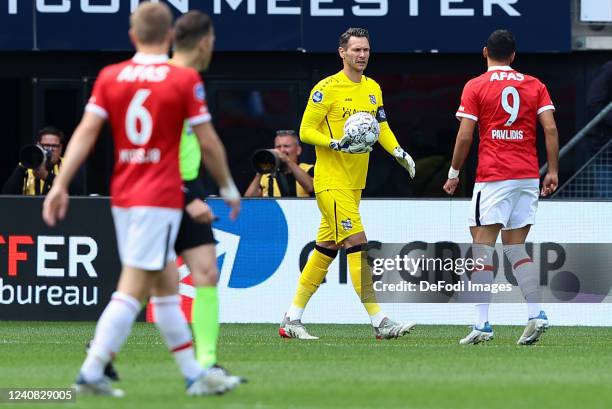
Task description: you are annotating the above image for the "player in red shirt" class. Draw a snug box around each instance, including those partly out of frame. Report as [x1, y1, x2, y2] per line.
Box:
[42, 3, 239, 397]
[443, 30, 559, 345]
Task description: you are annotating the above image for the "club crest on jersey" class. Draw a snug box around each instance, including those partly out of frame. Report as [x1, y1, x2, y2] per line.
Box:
[369, 95, 377, 105]
[341, 218, 353, 231]
[312, 91, 324, 103]
[194, 83, 206, 101]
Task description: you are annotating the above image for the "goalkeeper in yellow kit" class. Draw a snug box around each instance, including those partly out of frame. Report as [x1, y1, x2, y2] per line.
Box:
[279, 28, 417, 340]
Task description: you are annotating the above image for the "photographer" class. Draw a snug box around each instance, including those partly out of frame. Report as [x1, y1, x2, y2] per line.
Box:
[245, 130, 314, 197]
[2, 126, 68, 195]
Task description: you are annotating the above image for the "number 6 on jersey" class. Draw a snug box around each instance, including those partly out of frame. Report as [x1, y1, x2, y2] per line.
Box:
[126, 89, 153, 145]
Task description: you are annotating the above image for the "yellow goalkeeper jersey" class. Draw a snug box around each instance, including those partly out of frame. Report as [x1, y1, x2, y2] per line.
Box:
[300, 71, 400, 193]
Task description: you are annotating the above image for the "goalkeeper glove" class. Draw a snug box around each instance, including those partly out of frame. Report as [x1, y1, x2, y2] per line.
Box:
[329, 135, 372, 154]
[393, 147, 416, 178]
[329, 134, 350, 151]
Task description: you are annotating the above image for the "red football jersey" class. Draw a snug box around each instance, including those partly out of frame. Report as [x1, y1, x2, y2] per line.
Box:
[86, 53, 210, 208]
[456, 66, 555, 182]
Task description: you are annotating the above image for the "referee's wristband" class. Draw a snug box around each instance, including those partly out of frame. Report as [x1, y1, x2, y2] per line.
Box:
[448, 166, 460, 179]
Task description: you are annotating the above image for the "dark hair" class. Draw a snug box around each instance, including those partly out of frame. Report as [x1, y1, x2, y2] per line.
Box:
[339, 27, 369, 49]
[486, 29, 516, 61]
[174, 11, 213, 51]
[37, 126, 65, 144]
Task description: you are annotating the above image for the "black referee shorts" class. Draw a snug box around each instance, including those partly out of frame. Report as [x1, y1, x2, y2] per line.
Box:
[174, 209, 217, 254]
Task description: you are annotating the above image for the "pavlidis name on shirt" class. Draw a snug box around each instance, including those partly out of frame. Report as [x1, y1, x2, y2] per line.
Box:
[491, 129, 524, 140]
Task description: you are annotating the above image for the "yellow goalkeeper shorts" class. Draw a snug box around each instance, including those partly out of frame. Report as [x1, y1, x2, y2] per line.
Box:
[315, 189, 364, 244]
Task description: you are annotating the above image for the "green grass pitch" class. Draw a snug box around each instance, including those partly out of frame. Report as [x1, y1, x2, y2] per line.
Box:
[1, 322, 611, 409]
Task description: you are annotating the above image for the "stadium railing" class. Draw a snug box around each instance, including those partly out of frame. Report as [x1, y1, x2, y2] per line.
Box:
[540, 101, 612, 198]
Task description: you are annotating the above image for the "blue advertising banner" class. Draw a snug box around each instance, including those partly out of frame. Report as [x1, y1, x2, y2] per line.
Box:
[1, 1, 571, 52]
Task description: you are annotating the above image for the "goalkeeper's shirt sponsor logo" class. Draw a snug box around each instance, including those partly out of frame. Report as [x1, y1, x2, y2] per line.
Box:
[342, 107, 377, 119]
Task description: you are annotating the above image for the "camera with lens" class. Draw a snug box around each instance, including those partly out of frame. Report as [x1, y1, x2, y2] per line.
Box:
[252, 149, 281, 174]
[19, 144, 53, 170]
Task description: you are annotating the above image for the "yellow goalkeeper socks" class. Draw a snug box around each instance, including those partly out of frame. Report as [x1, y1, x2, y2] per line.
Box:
[289, 246, 337, 319]
[347, 245, 382, 317]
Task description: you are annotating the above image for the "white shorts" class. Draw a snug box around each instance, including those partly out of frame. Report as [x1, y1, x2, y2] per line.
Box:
[111, 206, 182, 271]
[468, 178, 539, 230]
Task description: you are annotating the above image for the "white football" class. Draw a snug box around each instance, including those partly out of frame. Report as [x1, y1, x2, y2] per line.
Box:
[343, 112, 380, 147]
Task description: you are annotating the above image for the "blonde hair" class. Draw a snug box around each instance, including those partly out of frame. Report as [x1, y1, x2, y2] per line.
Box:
[130, 2, 173, 45]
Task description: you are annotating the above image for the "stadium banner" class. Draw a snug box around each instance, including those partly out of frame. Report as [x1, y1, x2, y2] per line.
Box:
[200, 199, 612, 326]
[2, 197, 611, 325]
[0, 197, 120, 321]
[1, 0, 570, 52]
